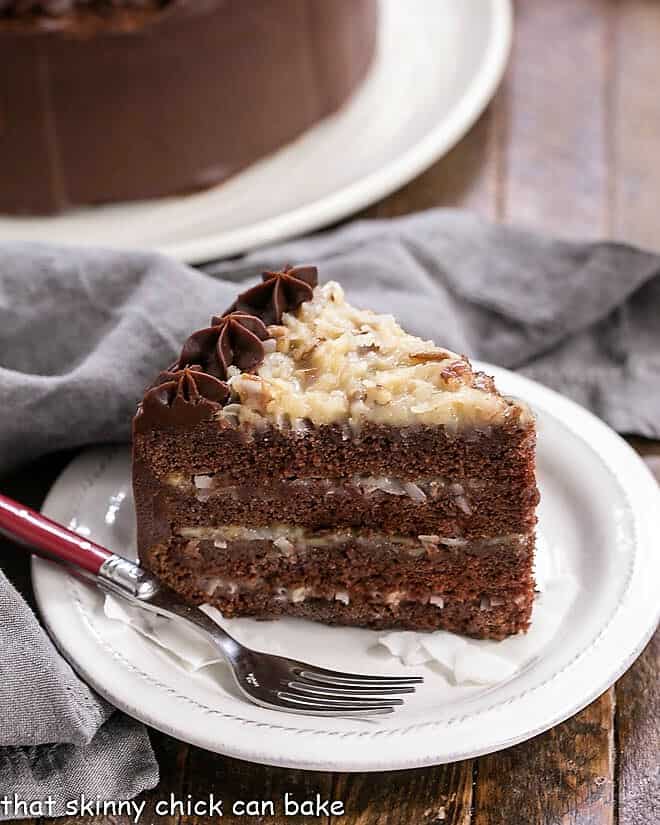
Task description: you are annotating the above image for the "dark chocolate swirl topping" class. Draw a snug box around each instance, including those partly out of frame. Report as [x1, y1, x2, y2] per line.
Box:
[224, 265, 318, 325]
[177, 312, 270, 381]
[138, 265, 318, 427]
[140, 366, 229, 426]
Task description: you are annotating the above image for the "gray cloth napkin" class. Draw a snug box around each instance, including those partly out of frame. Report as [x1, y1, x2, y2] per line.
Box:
[1, 207, 659, 808]
[0, 571, 158, 816]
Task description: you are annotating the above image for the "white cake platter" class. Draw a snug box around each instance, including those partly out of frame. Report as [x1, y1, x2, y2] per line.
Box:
[0, 0, 511, 264]
[32, 366, 660, 771]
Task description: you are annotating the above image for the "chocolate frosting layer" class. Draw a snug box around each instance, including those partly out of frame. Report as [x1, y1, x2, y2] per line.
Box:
[178, 313, 270, 381]
[225, 266, 318, 326]
[140, 367, 229, 428]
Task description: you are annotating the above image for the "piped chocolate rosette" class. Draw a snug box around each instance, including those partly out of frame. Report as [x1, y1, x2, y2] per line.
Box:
[224, 265, 318, 325]
[138, 266, 319, 427]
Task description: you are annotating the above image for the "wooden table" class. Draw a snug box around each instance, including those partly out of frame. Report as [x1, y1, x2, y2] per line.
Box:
[2, 1, 659, 823]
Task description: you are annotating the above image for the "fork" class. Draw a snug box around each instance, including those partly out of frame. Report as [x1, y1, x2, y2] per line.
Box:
[0, 493, 423, 717]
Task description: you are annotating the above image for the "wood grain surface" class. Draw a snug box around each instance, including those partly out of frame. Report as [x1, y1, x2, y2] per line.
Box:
[1, 1, 658, 824]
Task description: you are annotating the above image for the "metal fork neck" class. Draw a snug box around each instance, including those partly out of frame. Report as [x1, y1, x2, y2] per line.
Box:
[96, 558, 244, 663]
[99, 554, 160, 599]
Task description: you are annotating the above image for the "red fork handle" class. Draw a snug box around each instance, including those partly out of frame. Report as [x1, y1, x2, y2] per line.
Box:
[0, 492, 111, 575]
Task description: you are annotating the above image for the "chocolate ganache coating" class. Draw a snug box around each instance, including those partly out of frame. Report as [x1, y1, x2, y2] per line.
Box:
[140, 367, 229, 428]
[177, 313, 270, 381]
[0, 1, 378, 214]
[225, 266, 318, 326]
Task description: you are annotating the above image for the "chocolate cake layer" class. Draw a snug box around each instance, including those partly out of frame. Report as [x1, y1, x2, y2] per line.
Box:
[144, 532, 535, 602]
[133, 420, 538, 549]
[134, 418, 536, 492]
[134, 419, 537, 640]
[146, 469, 535, 538]
[0, 0, 377, 213]
[143, 538, 533, 640]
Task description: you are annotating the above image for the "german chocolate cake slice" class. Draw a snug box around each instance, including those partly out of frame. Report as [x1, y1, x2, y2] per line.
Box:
[133, 267, 539, 640]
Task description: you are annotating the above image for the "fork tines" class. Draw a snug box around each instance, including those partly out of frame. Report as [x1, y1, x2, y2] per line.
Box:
[276, 667, 423, 716]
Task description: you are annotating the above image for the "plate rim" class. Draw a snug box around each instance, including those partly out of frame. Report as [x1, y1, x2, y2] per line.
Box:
[32, 366, 660, 771]
[0, 0, 513, 265]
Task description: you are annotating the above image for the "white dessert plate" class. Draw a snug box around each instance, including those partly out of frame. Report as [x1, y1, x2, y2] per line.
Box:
[0, 0, 512, 264]
[32, 366, 660, 771]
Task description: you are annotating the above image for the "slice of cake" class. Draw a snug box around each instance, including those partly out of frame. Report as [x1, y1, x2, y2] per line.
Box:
[133, 267, 539, 640]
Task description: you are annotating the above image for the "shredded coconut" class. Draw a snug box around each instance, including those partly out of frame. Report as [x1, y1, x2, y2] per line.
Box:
[334, 590, 350, 605]
[220, 282, 531, 429]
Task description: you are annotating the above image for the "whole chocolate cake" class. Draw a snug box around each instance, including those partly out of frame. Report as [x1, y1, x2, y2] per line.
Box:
[0, 0, 378, 214]
[132, 268, 539, 640]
